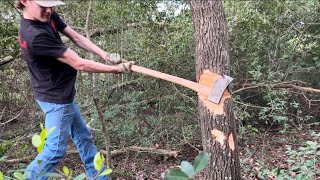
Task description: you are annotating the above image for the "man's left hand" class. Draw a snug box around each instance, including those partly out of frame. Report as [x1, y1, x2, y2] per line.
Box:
[105, 53, 121, 64]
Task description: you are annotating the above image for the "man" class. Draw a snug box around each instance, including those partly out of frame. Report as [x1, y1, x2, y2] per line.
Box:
[15, 0, 133, 179]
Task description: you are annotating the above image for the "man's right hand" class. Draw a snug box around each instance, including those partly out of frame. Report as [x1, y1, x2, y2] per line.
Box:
[116, 61, 134, 74]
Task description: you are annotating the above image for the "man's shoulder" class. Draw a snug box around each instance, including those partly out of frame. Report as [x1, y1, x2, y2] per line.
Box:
[20, 24, 48, 42]
[51, 11, 63, 23]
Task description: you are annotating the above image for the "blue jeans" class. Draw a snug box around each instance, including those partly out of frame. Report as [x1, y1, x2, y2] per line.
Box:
[24, 100, 107, 180]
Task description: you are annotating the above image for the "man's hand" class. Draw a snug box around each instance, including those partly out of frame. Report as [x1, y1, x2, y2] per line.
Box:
[105, 53, 121, 64]
[116, 61, 134, 74]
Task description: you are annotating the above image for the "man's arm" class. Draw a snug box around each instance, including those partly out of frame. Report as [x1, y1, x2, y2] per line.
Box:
[58, 48, 133, 73]
[61, 26, 110, 61]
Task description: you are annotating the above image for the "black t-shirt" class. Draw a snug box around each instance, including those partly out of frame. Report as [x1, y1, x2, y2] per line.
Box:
[18, 11, 77, 104]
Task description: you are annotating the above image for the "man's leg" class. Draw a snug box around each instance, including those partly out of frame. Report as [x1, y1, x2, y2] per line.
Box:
[24, 101, 73, 180]
[69, 102, 108, 180]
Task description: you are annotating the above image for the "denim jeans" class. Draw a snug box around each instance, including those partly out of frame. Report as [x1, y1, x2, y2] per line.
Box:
[24, 100, 107, 180]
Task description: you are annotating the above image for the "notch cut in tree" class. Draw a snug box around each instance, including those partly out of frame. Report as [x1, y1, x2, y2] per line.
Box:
[198, 70, 232, 115]
[210, 129, 235, 152]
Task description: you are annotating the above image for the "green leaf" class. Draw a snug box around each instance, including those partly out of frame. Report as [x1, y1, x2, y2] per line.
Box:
[99, 169, 112, 176]
[0, 171, 3, 180]
[306, 141, 317, 146]
[289, 166, 300, 171]
[13, 172, 23, 180]
[101, 153, 105, 162]
[37, 142, 45, 153]
[306, 160, 314, 167]
[276, 175, 284, 180]
[39, 128, 47, 142]
[94, 152, 104, 171]
[165, 169, 189, 180]
[193, 151, 209, 173]
[74, 173, 87, 180]
[296, 174, 303, 179]
[0, 156, 7, 162]
[180, 161, 195, 178]
[63, 166, 69, 176]
[298, 147, 307, 151]
[40, 123, 44, 130]
[39, 172, 64, 178]
[47, 126, 56, 136]
[32, 134, 42, 148]
[6, 169, 26, 174]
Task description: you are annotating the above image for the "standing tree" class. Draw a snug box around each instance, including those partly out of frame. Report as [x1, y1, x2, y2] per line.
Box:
[190, 0, 241, 179]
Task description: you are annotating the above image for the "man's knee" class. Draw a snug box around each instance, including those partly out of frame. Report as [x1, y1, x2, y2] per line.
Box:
[41, 144, 67, 163]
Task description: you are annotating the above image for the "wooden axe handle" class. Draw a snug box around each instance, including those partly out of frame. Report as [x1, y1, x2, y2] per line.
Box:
[130, 64, 212, 97]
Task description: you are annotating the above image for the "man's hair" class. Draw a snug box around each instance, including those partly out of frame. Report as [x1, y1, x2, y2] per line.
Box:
[15, 0, 24, 10]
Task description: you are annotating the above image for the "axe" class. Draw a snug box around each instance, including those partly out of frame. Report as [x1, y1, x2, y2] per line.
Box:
[110, 54, 233, 104]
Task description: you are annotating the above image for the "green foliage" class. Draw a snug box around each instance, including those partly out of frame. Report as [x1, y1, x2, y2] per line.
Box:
[193, 151, 210, 173]
[180, 161, 195, 178]
[13, 172, 23, 180]
[226, 0, 320, 128]
[0, 1, 20, 57]
[0, 140, 12, 158]
[39, 172, 64, 179]
[99, 169, 113, 177]
[1, 139, 111, 180]
[63, 166, 71, 178]
[93, 152, 112, 178]
[182, 124, 199, 142]
[257, 131, 320, 180]
[165, 169, 189, 180]
[34, 152, 112, 180]
[165, 151, 209, 180]
[1, 0, 319, 178]
[31, 124, 55, 153]
[74, 174, 87, 180]
[94, 152, 105, 172]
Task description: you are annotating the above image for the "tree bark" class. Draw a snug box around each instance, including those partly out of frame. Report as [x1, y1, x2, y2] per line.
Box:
[190, 1, 241, 179]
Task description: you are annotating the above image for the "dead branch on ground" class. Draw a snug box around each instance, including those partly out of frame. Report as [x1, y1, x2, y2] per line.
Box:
[0, 107, 26, 126]
[100, 146, 179, 157]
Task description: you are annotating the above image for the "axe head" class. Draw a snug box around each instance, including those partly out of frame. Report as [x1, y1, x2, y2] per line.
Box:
[208, 75, 233, 104]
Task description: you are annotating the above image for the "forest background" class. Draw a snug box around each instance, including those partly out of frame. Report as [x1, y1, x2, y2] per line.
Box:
[0, 0, 319, 179]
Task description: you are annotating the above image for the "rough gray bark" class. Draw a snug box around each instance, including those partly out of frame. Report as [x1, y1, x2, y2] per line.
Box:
[190, 0, 241, 179]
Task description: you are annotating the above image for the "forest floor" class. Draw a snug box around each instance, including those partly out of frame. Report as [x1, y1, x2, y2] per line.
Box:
[0, 109, 319, 180]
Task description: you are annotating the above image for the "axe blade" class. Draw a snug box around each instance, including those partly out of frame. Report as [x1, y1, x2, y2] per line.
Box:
[208, 75, 233, 104]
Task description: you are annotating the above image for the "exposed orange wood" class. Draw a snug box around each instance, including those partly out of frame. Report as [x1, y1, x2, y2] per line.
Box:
[211, 129, 227, 147]
[228, 133, 235, 151]
[198, 70, 231, 115]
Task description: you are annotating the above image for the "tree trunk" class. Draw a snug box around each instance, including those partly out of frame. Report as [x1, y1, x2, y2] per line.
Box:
[190, 1, 241, 179]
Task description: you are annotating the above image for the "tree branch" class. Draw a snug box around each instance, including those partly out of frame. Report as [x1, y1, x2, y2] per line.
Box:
[233, 81, 320, 94]
[0, 56, 15, 67]
[0, 107, 26, 126]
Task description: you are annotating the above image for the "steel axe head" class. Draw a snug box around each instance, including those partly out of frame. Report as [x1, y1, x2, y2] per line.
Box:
[208, 75, 233, 104]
